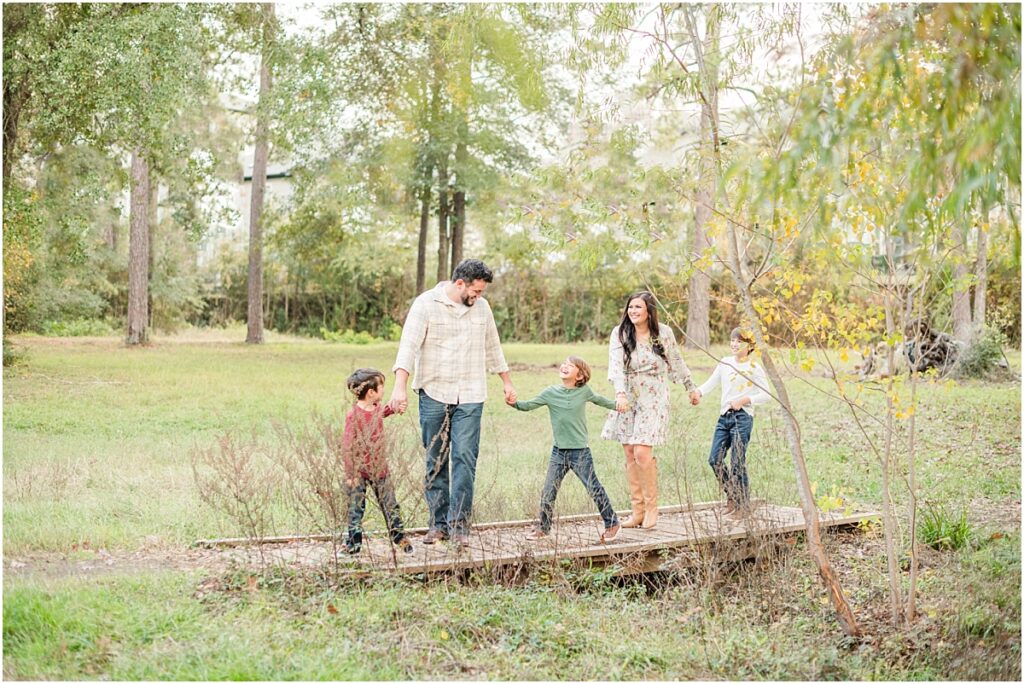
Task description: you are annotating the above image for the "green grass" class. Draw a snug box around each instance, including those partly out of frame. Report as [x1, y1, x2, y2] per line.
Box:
[4, 535, 1019, 680]
[919, 504, 973, 551]
[3, 331, 1020, 679]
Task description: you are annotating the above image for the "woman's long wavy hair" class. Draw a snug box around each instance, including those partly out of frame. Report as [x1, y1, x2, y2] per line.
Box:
[618, 291, 667, 370]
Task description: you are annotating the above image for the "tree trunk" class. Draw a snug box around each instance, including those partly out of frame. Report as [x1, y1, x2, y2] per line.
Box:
[881, 281, 905, 625]
[2, 80, 28, 183]
[723, 209, 861, 637]
[436, 157, 450, 284]
[905, 363, 920, 624]
[451, 187, 465, 275]
[417, 179, 432, 294]
[246, 3, 274, 345]
[451, 141, 466, 279]
[147, 180, 157, 330]
[126, 148, 150, 345]
[973, 220, 988, 329]
[684, 6, 719, 350]
[450, 53, 470, 276]
[951, 225, 972, 343]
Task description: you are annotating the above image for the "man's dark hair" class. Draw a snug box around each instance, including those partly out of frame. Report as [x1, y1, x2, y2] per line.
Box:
[452, 259, 493, 284]
[346, 368, 385, 400]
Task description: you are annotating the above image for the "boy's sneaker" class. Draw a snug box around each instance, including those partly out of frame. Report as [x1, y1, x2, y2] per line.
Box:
[524, 528, 548, 541]
[397, 538, 414, 554]
[344, 543, 361, 555]
[600, 523, 621, 543]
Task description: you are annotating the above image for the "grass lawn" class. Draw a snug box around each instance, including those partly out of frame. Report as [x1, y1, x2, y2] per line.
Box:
[3, 328, 1020, 679]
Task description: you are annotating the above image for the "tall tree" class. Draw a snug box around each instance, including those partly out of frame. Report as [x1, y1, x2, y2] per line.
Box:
[951, 224, 973, 343]
[684, 5, 720, 350]
[721, 2, 1020, 629]
[312, 3, 564, 294]
[32, 4, 211, 345]
[127, 149, 151, 344]
[2, 4, 94, 182]
[246, 4, 277, 345]
[973, 219, 988, 330]
[591, 3, 788, 348]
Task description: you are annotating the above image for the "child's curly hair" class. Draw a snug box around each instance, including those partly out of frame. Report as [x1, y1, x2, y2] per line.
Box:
[566, 355, 592, 387]
[346, 368, 385, 400]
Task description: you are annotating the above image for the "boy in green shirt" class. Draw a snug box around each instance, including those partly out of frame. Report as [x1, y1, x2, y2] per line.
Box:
[508, 356, 624, 543]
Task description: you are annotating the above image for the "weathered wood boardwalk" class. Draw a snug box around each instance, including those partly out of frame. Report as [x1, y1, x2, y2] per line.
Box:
[197, 501, 878, 577]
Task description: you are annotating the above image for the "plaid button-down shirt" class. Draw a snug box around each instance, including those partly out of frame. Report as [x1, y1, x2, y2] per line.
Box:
[392, 282, 509, 405]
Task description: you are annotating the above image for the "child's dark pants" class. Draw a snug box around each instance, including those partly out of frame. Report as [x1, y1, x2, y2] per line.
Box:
[538, 446, 618, 533]
[708, 409, 754, 506]
[345, 475, 406, 550]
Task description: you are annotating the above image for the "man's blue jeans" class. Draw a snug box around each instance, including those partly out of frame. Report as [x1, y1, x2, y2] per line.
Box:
[419, 390, 483, 537]
[538, 446, 618, 533]
[708, 409, 754, 506]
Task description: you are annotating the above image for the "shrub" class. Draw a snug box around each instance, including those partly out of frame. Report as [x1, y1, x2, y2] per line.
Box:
[919, 504, 973, 551]
[955, 605, 1004, 639]
[954, 326, 1009, 378]
[381, 319, 403, 342]
[320, 327, 378, 345]
[3, 339, 24, 367]
[40, 318, 116, 337]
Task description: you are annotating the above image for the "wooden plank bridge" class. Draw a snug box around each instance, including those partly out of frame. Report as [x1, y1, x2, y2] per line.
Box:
[196, 500, 878, 577]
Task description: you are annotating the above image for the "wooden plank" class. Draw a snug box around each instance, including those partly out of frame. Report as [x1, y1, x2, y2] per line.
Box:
[193, 499, 762, 548]
[214, 504, 880, 577]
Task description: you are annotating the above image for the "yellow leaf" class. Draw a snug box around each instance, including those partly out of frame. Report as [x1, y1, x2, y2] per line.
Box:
[439, 630, 450, 640]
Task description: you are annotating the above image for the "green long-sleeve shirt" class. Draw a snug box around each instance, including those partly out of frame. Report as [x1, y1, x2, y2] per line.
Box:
[512, 384, 617, 449]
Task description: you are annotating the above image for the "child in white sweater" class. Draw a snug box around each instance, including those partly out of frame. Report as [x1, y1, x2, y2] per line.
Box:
[691, 328, 770, 516]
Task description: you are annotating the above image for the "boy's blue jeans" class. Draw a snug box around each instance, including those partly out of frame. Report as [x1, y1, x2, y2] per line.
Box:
[538, 446, 619, 533]
[708, 409, 754, 506]
[419, 390, 483, 537]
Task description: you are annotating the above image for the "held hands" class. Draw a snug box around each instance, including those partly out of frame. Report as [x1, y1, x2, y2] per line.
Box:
[615, 393, 629, 413]
[689, 390, 701, 406]
[388, 388, 409, 415]
[503, 383, 517, 405]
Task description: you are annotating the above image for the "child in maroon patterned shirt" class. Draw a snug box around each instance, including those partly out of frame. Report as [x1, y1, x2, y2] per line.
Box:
[343, 368, 412, 554]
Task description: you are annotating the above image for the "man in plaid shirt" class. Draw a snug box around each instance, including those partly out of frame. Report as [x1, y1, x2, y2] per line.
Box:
[388, 259, 517, 546]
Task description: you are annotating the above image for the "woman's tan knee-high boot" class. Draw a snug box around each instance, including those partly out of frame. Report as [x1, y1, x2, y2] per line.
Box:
[640, 459, 659, 529]
[621, 460, 646, 528]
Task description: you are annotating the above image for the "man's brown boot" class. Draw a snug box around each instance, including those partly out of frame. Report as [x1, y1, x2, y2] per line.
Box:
[620, 460, 646, 528]
[640, 459, 659, 530]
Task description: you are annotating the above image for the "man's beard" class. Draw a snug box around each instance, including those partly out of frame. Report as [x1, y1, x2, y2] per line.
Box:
[461, 293, 476, 306]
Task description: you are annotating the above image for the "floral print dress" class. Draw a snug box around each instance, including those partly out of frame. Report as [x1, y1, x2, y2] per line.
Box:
[601, 323, 696, 446]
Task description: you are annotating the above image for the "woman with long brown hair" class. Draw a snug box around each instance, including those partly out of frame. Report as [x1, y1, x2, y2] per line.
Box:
[601, 291, 698, 529]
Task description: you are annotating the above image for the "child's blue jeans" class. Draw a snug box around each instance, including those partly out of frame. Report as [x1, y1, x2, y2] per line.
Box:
[538, 446, 618, 532]
[708, 409, 754, 506]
